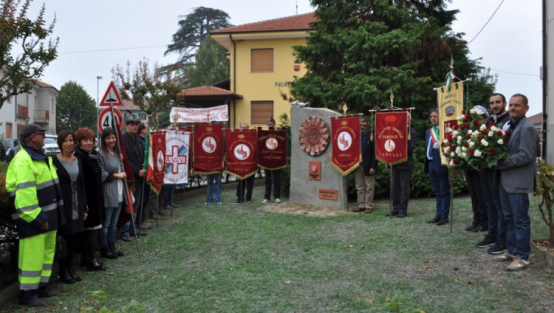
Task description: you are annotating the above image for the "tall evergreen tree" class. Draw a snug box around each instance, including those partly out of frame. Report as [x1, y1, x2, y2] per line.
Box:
[186, 37, 230, 87]
[292, 0, 495, 118]
[56, 81, 97, 133]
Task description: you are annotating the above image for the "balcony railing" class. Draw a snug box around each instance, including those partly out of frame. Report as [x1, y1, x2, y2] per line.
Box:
[35, 110, 50, 122]
[17, 105, 29, 118]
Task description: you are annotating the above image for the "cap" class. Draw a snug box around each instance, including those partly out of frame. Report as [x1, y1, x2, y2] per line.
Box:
[20, 123, 47, 139]
[125, 114, 141, 125]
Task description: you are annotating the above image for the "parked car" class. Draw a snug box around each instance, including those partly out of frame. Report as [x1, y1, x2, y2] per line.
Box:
[44, 134, 60, 156]
[3, 138, 19, 162]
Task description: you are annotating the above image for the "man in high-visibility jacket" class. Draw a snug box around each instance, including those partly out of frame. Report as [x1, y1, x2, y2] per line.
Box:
[6, 124, 64, 307]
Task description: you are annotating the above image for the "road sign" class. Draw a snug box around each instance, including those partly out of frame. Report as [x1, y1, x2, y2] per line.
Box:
[99, 81, 123, 107]
[98, 108, 123, 133]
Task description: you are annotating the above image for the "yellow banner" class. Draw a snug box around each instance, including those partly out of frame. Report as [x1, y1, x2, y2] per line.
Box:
[436, 81, 464, 165]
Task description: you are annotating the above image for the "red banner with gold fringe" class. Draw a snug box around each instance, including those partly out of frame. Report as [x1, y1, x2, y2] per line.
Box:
[192, 123, 224, 174]
[225, 129, 258, 179]
[375, 111, 408, 165]
[257, 128, 287, 170]
[330, 115, 361, 176]
[147, 131, 166, 194]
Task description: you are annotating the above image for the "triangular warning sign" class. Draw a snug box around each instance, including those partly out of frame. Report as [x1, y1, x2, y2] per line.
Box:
[99, 81, 123, 107]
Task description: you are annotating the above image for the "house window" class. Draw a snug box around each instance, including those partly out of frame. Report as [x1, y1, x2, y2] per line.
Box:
[251, 101, 274, 125]
[6, 123, 12, 138]
[251, 48, 274, 72]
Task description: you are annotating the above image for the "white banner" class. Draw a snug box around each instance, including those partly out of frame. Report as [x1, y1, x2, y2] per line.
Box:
[164, 131, 190, 185]
[170, 105, 229, 123]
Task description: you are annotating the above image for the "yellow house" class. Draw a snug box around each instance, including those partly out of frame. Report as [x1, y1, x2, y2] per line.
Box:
[211, 13, 316, 128]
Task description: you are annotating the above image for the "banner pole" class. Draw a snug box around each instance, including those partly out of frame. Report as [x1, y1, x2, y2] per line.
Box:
[389, 163, 393, 219]
[156, 194, 159, 228]
[450, 167, 455, 233]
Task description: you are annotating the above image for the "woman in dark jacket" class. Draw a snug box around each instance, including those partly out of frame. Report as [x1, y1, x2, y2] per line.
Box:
[74, 127, 106, 271]
[52, 131, 87, 283]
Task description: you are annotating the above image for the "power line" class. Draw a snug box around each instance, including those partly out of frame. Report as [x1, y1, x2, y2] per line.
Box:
[490, 68, 540, 77]
[58, 44, 168, 54]
[468, 0, 505, 45]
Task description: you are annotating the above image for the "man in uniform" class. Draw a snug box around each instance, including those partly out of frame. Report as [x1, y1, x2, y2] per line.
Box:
[6, 124, 63, 307]
[352, 118, 377, 214]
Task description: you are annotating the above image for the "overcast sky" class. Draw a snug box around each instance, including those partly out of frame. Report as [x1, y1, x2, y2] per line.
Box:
[23, 0, 542, 115]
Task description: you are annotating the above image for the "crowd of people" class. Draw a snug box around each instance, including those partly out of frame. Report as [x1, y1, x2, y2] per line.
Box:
[353, 92, 538, 272]
[5, 93, 537, 307]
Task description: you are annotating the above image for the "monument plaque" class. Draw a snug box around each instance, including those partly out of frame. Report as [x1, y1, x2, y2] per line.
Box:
[309, 161, 321, 181]
[318, 189, 338, 200]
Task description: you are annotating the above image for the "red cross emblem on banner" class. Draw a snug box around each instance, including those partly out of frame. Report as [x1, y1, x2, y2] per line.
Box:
[166, 145, 187, 174]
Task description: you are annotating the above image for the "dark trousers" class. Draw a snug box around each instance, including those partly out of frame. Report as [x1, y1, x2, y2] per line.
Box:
[480, 168, 506, 243]
[391, 168, 411, 215]
[79, 229, 99, 264]
[264, 169, 281, 200]
[59, 234, 76, 277]
[428, 166, 450, 219]
[164, 185, 174, 207]
[236, 175, 255, 202]
[465, 169, 487, 226]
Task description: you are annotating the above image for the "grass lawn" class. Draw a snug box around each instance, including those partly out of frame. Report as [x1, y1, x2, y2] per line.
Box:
[2, 186, 554, 313]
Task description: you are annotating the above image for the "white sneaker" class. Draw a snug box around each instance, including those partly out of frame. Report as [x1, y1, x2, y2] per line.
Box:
[492, 251, 515, 262]
[262, 199, 269, 204]
[507, 258, 530, 271]
[275, 198, 281, 204]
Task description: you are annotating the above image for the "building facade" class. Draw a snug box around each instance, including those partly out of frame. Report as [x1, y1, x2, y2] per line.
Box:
[211, 13, 316, 128]
[0, 80, 59, 138]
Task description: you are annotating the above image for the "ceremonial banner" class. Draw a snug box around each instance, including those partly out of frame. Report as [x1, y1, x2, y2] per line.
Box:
[257, 128, 287, 170]
[375, 111, 408, 165]
[225, 129, 258, 179]
[170, 105, 229, 123]
[192, 123, 224, 174]
[146, 131, 166, 194]
[164, 131, 190, 185]
[436, 81, 464, 165]
[330, 115, 361, 176]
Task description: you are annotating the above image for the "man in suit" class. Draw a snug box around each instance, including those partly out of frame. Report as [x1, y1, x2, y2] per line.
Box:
[352, 118, 377, 214]
[493, 94, 537, 271]
[424, 109, 450, 225]
[477, 93, 511, 253]
[387, 112, 417, 218]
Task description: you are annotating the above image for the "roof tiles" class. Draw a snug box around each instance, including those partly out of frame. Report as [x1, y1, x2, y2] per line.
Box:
[211, 12, 316, 34]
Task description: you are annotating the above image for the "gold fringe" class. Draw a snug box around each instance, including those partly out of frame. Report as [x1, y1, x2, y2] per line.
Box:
[376, 156, 408, 166]
[329, 153, 361, 176]
[258, 164, 287, 171]
[227, 170, 257, 180]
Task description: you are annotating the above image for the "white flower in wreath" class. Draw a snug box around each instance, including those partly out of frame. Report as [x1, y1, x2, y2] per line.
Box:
[456, 147, 461, 154]
[443, 139, 449, 144]
[457, 136, 462, 143]
[450, 152, 455, 157]
[469, 141, 475, 147]
[488, 131, 494, 137]
[480, 124, 487, 131]
[474, 150, 482, 157]
[462, 152, 467, 158]
[468, 129, 473, 134]
[470, 108, 476, 114]
[453, 130, 459, 137]
[498, 139, 504, 145]
[491, 126, 498, 132]
[476, 110, 484, 116]
[449, 160, 454, 167]
[462, 146, 467, 152]
[481, 139, 489, 146]
[472, 131, 480, 137]
[457, 115, 465, 121]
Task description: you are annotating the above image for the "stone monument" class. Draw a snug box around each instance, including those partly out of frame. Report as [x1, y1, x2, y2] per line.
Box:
[289, 106, 348, 209]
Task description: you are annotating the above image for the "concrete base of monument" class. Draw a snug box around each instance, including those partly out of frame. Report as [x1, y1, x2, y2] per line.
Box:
[260, 203, 350, 217]
[289, 106, 349, 210]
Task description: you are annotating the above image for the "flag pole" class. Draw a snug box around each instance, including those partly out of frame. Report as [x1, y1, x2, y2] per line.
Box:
[389, 93, 394, 219]
[109, 101, 141, 256]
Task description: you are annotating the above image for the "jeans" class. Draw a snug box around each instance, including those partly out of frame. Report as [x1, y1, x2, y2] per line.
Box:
[206, 173, 222, 203]
[499, 184, 531, 260]
[100, 203, 122, 247]
[428, 167, 450, 219]
[120, 179, 144, 236]
[480, 168, 506, 243]
[164, 185, 175, 207]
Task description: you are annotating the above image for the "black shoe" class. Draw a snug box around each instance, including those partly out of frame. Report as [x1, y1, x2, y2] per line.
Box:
[68, 268, 82, 282]
[38, 284, 60, 298]
[476, 235, 496, 248]
[487, 242, 507, 255]
[436, 218, 449, 226]
[19, 291, 46, 307]
[427, 216, 440, 224]
[385, 212, 399, 217]
[465, 221, 479, 231]
[109, 244, 124, 257]
[59, 270, 75, 284]
[471, 225, 487, 233]
[100, 247, 117, 259]
[121, 235, 132, 242]
[397, 213, 407, 218]
[87, 259, 107, 272]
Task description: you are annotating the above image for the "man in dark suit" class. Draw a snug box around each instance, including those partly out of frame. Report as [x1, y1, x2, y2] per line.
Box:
[424, 109, 450, 225]
[388, 113, 417, 218]
[352, 118, 377, 214]
[492, 94, 537, 271]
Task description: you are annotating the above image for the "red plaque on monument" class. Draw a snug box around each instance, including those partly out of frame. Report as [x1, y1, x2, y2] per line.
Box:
[309, 161, 321, 181]
[319, 189, 338, 200]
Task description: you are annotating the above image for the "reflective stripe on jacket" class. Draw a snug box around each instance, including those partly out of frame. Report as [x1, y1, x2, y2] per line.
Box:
[6, 145, 62, 239]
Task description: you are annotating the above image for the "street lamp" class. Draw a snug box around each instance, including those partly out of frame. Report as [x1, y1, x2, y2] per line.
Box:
[96, 76, 102, 140]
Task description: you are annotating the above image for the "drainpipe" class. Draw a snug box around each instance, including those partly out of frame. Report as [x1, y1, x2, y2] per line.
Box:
[230, 34, 237, 128]
[543, 0, 548, 159]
